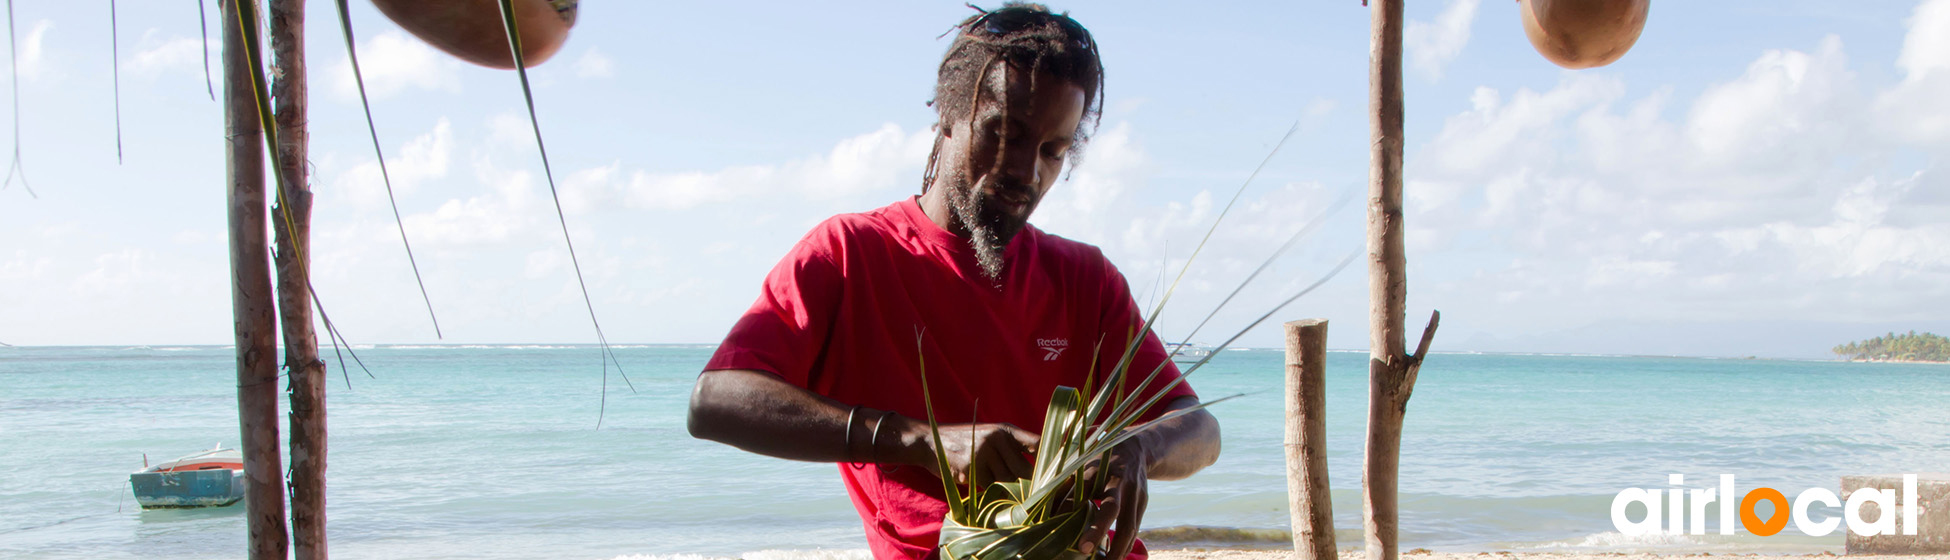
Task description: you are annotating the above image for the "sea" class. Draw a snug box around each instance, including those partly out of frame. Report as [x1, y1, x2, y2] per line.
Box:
[2, 344, 1947, 559]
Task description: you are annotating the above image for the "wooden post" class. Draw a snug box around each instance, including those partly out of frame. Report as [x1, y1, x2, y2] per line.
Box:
[1364, 0, 1440, 559]
[269, 0, 327, 558]
[1284, 319, 1336, 560]
[225, 0, 289, 557]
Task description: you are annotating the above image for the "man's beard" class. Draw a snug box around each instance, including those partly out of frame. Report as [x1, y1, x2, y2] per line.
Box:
[945, 176, 1031, 282]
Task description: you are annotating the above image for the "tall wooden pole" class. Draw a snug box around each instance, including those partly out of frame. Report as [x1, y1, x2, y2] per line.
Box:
[1284, 319, 1336, 560]
[269, 0, 327, 558]
[1364, 0, 1440, 559]
[225, 0, 289, 557]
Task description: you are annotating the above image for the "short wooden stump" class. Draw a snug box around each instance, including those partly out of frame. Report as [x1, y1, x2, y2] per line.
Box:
[1842, 473, 1950, 555]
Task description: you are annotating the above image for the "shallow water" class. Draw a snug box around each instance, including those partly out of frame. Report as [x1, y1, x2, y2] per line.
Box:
[2, 345, 1945, 559]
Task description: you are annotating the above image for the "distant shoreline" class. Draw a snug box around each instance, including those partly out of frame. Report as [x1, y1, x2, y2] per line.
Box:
[1846, 358, 1950, 364]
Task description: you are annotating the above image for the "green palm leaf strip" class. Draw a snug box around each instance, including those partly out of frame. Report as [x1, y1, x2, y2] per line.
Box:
[492, 0, 636, 429]
[332, 0, 444, 339]
[110, 0, 123, 164]
[915, 117, 1358, 559]
[914, 327, 969, 522]
[226, 0, 373, 386]
[3, 0, 33, 198]
[197, 0, 214, 100]
[1085, 120, 1305, 433]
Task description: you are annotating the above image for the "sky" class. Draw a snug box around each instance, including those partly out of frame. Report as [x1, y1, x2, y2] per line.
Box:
[1, 1, 1946, 359]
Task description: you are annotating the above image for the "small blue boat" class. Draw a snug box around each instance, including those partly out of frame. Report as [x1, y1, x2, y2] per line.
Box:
[130, 447, 246, 509]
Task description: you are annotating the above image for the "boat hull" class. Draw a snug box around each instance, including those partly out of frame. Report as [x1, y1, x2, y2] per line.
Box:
[130, 469, 246, 509]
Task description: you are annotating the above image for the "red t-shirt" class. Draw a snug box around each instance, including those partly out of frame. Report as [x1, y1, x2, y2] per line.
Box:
[706, 197, 1198, 559]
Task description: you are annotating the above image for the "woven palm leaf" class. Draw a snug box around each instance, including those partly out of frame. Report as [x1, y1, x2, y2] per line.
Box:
[917, 336, 1237, 560]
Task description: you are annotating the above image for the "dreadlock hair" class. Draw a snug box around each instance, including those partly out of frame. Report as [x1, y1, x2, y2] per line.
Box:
[921, 3, 1105, 194]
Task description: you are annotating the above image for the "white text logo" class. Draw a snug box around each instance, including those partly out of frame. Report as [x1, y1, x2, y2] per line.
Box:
[1036, 338, 1068, 361]
[1612, 474, 1920, 537]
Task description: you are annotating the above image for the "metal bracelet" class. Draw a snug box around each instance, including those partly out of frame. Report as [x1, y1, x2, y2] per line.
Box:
[844, 405, 863, 468]
[871, 410, 902, 472]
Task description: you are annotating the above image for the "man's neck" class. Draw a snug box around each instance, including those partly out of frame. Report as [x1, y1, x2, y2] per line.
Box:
[916, 185, 968, 238]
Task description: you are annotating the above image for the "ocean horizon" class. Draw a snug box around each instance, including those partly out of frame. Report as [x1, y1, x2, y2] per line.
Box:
[3, 344, 1946, 559]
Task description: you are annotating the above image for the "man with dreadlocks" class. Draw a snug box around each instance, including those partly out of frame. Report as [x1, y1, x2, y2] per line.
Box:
[688, 4, 1220, 559]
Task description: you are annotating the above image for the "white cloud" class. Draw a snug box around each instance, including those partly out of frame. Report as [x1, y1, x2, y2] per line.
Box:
[1896, 0, 1950, 80]
[0, 250, 52, 281]
[17, 20, 53, 81]
[488, 113, 535, 152]
[1405, 0, 1481, 81]
[1406, 31, 1948, 326]
[170, 230, 213, 245]
[1423, 76, 1624, 179]
[127, 35, 206, 79]
[573, 47, 614, 79]
[329, 31, 463, 101]
[400, 155, 537, 248]
[1028, 120, 1354, 331]
[623, 124, 931, 210]
[1877, 0, 1950, 144]
[1735, 173, 1950, 279]
[332, 118, 455, 207]
[559, 162, 622, 215]
[75, 249, 166, 296]
[1585, 255, 1676, 288]
[1685, 36, 1857, 172]
[1032, 122, 1145, 242]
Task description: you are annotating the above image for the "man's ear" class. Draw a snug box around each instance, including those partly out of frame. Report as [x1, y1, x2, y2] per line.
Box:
[936, 120, 953, 139]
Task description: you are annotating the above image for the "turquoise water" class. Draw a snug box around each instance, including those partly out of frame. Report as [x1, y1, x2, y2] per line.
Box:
[2, 345, 1947, 559]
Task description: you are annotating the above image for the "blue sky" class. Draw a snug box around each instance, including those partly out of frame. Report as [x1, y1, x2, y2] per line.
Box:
[2, 1, 1946, 358]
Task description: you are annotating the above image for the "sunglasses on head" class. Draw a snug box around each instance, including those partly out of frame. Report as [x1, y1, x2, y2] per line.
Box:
[963, 4, 1091, 46]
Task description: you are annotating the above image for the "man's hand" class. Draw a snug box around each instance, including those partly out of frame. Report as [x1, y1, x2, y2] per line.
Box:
[1075, 437, 1149, 559]
[915, 422, 1041, 487]
[1068, 396, 1221, 558]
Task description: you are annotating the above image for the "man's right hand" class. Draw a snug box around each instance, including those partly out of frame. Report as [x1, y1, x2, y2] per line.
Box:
[689, 369, 1041, 487]
[912, 421, 1040, 487]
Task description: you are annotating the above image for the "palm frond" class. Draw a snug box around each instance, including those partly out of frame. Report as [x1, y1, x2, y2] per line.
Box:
[332, 0, 444, 340]
[491, 0, 636, 429]
[197, 0, 213, 100]
[3, 0, 35, 198]
[109, 0, 123, 164]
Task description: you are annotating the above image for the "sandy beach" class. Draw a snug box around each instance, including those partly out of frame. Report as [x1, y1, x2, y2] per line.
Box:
[1150, 551, 1947, 560]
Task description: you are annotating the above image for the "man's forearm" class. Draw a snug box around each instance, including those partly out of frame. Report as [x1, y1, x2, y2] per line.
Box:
[688, 368, 922, 464]
[1135, 396, 1222, 481]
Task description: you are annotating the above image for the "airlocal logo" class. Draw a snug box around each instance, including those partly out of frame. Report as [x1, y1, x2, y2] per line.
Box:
[1612, 474, 1919, 537]
[1036, 338, 1068, 361]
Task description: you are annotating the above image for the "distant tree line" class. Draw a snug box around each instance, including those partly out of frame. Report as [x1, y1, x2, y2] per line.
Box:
[1833, 331, 1950, 362]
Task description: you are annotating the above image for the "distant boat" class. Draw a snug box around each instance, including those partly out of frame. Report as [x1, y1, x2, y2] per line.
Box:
[130, 447, 246, 509]
[1165, 343, 1214, 365]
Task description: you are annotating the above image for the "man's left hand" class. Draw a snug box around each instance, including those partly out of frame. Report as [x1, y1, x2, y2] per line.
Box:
[1075, 436, 1149, 559]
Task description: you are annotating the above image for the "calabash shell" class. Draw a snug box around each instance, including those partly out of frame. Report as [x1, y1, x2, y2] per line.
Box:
[369, 0, 574, 69]
[1519, 0, 1649, 69]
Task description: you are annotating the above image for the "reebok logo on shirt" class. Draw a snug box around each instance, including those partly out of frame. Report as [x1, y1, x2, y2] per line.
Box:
[1036, 338, 1069, 361]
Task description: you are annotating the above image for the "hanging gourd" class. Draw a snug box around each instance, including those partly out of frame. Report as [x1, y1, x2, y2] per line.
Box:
[1518, 0, 1648, 69]
[368, 0, 578, 69]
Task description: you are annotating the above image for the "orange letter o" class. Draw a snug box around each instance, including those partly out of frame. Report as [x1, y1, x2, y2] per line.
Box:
[1741, 487, 1790, 536]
